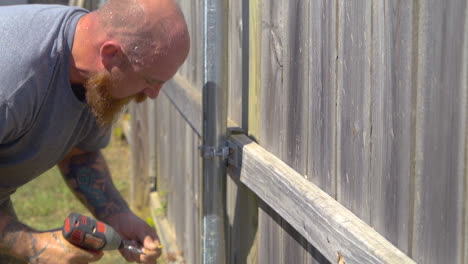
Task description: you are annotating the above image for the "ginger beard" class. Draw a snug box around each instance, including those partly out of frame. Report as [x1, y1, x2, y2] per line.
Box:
[85, 71, 147, 127]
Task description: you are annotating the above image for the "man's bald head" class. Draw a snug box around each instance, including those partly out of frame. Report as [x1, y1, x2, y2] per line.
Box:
[95, 0, 189, 68]
[70, 0, 190, 126]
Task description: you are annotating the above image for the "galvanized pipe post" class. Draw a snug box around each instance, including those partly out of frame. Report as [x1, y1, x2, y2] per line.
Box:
[201, 0, 228, 263]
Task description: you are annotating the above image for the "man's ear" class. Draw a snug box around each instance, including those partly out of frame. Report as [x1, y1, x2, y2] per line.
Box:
[100, 41, 124, 71]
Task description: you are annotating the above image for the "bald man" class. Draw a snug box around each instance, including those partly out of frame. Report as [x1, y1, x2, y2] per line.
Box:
[0, 0, 190, 263]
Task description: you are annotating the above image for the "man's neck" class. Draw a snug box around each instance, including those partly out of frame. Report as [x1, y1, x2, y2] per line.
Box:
[69, 12, 103, 85]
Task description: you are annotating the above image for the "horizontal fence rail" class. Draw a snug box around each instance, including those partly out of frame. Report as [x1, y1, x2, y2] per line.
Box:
[228, 134, 415, 264]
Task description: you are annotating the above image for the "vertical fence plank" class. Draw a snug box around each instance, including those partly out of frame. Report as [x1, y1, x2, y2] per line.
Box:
[258, 203, 283, 264]
[129, 102, 150, 214]
[165, 96, 177, 233]
[281, 0, 313, 263]
[308, 0, 337, 198]
[248, 0, 261, 138]
[336, 0, 372, 223]
[226, 172, 259, 264]
[307, 1, 338, 262]
[255, 0, 315, 262]
[183, 124, 196, 263]
[173, 103, 186, 251]
[155, 95, 170, 194]
[412, 0, 467, 263]
[194, 131, 202, 264]
[256, 0, 283, 261]
[369, 0, 414, 254]
[463, 3, 468, 263]
[226, 2, 259, 262]
[227, 0, 244, 126]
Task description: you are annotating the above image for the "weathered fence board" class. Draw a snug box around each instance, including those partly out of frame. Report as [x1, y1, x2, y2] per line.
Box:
[229, 134, 415, 264]
[412, 1, 468, 263]
[282, 0, 312, 262]
[248, 0, 261, 138]
[154, 93, 202, 264]
[463, 3, 468, 262]
[150, 193, 184, 263]
[176, 0, 202, 87]
[336, 0, 372, 224]
[129, 102, 150, 214]
[226, 171, 259, 264]
[227, 0, 245, 127]
[250, 2, 285, 263]
[253, 0, 315, 262]
[308, 0, 337, 198]
[369, 0, 414, 254]
[226, 0, 260, 263]
[163, 75, 202, 136]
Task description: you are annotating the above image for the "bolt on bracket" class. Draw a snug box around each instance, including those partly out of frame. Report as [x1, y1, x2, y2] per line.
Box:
[198, 127, 246, 165]
[198, 145, 230, 160]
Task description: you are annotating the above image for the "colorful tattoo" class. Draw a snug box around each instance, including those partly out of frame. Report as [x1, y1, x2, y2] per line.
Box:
[61, 151, 129, 220]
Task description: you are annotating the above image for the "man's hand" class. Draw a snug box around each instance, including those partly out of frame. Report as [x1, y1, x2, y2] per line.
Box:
[59, 149, 161, 262]
[106, 212, 162, 263]
[28, 229, 103, 264]
[0, 215, 102, 264]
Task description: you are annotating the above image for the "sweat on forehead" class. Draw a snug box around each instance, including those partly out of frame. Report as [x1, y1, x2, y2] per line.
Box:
[96, 0, 188, 63]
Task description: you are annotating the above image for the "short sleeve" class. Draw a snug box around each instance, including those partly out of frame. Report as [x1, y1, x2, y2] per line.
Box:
[0, 100, 22, 144]
[76, 125, 112, 152]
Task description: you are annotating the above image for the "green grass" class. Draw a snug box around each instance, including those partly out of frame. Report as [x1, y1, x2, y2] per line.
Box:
[11, 128, 133, 263]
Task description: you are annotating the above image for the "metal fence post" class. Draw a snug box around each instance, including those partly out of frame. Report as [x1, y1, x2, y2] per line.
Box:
[201, 0, 228, 263]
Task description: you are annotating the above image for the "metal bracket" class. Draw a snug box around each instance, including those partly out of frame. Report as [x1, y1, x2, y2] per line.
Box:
[226, 141, 239, 168]
[226, 126, 246, 168]
[198, 127, 246, 166]
[199, 145, 230, 160]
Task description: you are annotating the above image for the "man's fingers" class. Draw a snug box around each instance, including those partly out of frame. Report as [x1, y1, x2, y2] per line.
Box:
[140, 248, 161, 263]
[120, 247, 136, 263]
[142, 235, 161, 250]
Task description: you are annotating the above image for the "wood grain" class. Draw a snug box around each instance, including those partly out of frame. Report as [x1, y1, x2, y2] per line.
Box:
[411, 0, 467, 263]
[308, 0, 337, 198]
[369, 0, 414, 254]
[227, 0, 244, 127]
[463, 3, 468, 263]
[129, 102, 151, 214]
[248, 0, 261, 138]
[336, 0, 372, 223]
[163, 74, 202, 136]
[150, 192, 184, 263]
[229, 134, 415, 264]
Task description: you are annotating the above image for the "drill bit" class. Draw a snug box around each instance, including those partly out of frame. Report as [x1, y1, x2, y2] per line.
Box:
[122, 240, 146, 255]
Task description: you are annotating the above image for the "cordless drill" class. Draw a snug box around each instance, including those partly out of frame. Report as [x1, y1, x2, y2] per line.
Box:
[62, 212, 145, 255]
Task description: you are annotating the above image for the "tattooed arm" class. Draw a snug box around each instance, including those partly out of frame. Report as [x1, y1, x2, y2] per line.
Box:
[57, 148, 130, 221]
[58, 148, 162, 263]
[0, 213, 102, 263]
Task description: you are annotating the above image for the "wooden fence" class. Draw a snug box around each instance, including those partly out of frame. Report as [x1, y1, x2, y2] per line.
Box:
[128, 0, 468, 263]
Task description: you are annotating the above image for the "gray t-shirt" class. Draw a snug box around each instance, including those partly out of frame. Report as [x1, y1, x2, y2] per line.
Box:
[0, 5, 111, 201]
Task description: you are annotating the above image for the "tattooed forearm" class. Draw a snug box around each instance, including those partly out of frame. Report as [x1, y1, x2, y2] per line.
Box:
[59, 151, 130, 220]
[0, 219, 29, 252]
[52, 233, 71, 253]
[27, 233, 48, 264]
[0, 217, 46, 262]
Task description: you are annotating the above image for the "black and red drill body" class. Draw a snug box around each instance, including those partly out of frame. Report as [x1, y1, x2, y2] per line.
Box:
[62, 213, 127, 252]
